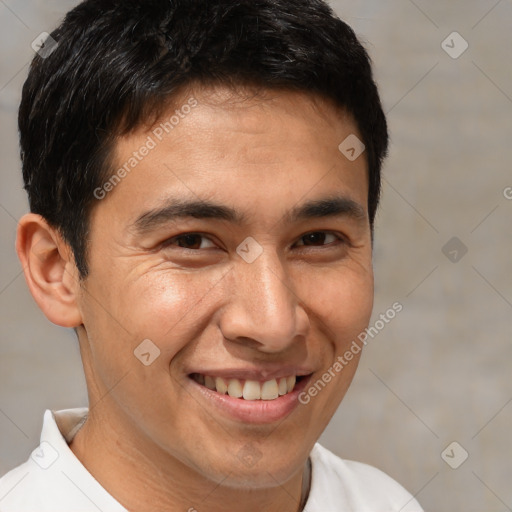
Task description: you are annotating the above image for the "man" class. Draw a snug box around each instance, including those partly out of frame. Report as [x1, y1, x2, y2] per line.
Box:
[0, 0, 423, 510]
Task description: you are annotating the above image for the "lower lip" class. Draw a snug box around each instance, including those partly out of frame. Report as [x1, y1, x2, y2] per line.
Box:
[188, 375, 312, 424]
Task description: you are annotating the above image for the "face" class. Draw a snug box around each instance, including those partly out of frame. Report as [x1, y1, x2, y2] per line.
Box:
[76, 85, 373, 487]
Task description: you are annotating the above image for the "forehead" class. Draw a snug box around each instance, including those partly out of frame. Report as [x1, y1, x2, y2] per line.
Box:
[98, 84, 369, 227]
[115, 83, 363, 164]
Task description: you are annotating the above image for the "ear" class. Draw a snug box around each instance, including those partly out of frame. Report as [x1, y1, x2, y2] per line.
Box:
[16, 213, 83, 328]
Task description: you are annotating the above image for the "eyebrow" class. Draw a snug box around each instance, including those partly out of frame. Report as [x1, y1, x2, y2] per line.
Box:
[131, 195, 367, 234]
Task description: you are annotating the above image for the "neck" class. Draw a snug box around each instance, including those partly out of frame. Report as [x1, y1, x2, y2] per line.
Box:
[68, 406, 310, 512]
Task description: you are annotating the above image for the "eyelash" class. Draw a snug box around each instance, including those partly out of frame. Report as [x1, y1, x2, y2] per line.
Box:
[162, 231, 347, 252]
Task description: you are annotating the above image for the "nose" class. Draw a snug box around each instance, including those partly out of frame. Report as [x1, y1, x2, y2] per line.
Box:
[218, 250, 310, 353]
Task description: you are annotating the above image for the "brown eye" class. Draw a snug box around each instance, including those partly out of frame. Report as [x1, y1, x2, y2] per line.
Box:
[164, 233, 215, 250]
[296, 232, 341, 247]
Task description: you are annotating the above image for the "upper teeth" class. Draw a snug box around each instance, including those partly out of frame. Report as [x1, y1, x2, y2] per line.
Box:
[194, 374, 297, 400]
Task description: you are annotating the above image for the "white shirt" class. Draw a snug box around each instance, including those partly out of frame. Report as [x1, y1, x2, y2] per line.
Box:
[0, 408, 423, 511]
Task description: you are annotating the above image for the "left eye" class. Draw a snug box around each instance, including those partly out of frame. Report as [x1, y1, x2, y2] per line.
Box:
[295, 232, 341, 247]
[163, 231, 342, 251]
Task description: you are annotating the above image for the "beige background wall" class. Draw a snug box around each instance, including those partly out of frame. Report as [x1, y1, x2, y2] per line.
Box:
[1, 1, 511, 510]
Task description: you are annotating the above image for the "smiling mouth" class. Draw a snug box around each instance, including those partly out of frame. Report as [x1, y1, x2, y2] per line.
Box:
[189, 373, 307, 401]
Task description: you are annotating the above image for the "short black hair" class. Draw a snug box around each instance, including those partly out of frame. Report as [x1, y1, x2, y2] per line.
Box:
[19, 0, 388, 279]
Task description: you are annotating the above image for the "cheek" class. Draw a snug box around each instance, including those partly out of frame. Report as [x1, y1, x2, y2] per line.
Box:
[81, 267, 226, 386]
[121, 271, 209, 334]
[115, 268, 227, 343]
[298, 263, 374, 345]
[291, 264, 373, 433]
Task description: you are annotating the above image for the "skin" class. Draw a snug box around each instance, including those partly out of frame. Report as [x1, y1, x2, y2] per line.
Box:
[16, 84, 374, 512]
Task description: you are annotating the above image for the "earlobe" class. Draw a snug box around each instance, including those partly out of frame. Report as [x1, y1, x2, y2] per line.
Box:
[16, 213, 83, 328]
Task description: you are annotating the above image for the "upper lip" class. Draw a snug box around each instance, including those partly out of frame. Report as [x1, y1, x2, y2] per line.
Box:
[187, 367, 315, 382]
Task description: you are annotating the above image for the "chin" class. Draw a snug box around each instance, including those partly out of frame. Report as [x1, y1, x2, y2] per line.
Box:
[202, 447, 305, 489]
[217, 466, 300, 490]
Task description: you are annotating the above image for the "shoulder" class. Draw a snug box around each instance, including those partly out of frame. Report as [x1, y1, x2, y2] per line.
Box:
[0, 457, 59, 512]
[0, 408, 126, 512]
[0, 448, 101, 512]
[306, 443, 424, 512]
